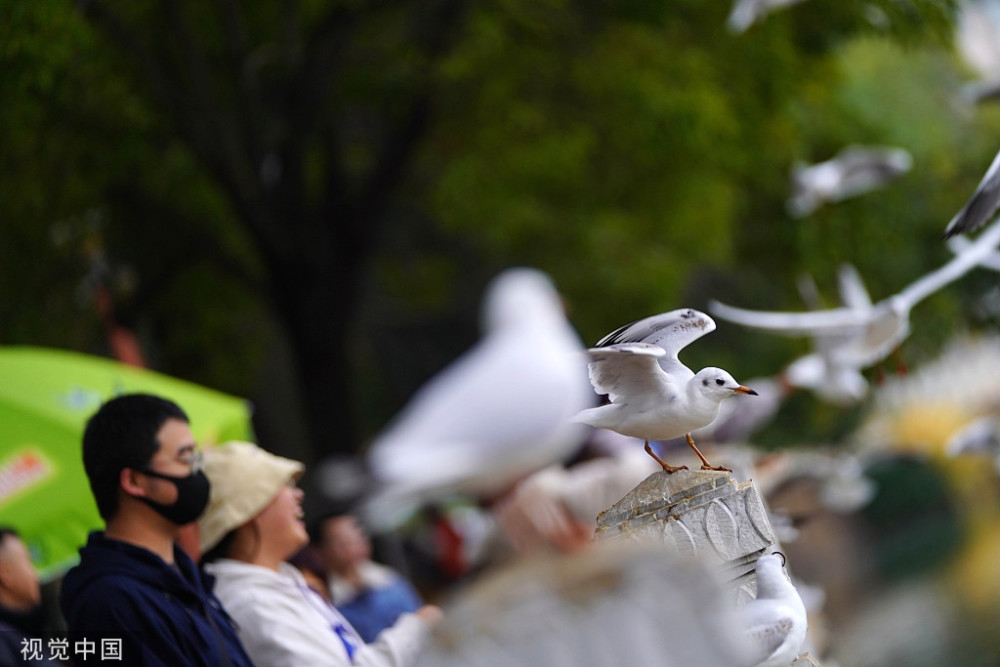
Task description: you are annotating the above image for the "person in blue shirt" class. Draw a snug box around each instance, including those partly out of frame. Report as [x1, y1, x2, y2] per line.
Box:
[314, 512, 424, 643]
[59, 393, 254, 666]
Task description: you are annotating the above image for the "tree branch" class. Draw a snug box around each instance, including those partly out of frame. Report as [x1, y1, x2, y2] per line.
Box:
[75, 0, 206, 146]
[277, 4, 355, 216]
[77, 0, 285, 259]
[215, 0, 267, 169]
[287, 0, 411, 153]
[158, 0, 259, 202]
[345, 0, 468, 252]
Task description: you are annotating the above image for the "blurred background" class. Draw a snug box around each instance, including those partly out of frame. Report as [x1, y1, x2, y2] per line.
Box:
[7, 0, 1000, 663]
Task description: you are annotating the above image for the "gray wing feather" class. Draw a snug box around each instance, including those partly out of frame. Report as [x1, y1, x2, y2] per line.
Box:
[586, 344, 670, 402]
[596, 309, 716, 358]
[944, 147, 1000, 238]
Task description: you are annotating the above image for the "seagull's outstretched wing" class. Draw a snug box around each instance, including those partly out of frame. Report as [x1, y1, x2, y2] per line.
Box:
[947, 235, 1000, 271]
[792, 267, 872, 367]
[944, 146, 1000, 238]
[586, 344, 674, 401]
[595, 309, 715, 376]
[837, 263, 873, 311]
[709, 300, 868, 337]
[899, 217, 1000, 308]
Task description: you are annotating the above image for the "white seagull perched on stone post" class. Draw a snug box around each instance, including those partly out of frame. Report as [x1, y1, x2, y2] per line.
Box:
[741, 552, 808, 667]
[572, 308, 757, 473]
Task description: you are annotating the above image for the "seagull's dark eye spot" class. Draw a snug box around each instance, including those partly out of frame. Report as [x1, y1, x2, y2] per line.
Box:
[702, 379, 709, 387]
[715, 379, 725, 386]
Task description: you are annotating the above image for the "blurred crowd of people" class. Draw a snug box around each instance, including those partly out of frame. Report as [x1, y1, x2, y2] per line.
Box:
[9, 394, 448, 666]
[7, 387, 814, 666]
[7, 387, 678, 666]
[17, 365, 986, 666]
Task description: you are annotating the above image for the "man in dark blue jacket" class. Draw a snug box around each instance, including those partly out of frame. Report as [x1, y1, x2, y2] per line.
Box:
[59, 394, 254, 666]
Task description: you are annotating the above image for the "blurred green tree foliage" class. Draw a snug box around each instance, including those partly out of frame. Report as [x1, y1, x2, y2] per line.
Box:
[3, 0, 995, 459]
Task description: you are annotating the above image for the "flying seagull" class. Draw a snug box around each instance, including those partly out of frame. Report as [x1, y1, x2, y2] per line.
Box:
[779, 264, 878, 404]
[727, 0, 809, 34]
[572, 309, 757, 473]
[787, 145, 912, 218]
[947, 415, 1000, 474]
[956, 4, 1000, 107]
[711, 219, 1000, 389]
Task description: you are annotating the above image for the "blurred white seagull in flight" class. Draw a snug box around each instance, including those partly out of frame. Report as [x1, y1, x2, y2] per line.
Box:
[786, 145, 912, 218]
[778, 264, 879, 404]
[711, 218, 1000, 388]
[727, 0, 809, 34]
[572, 309, 757, 473]
[364, 267, 592, 528]
[947, 415, 1000, 474]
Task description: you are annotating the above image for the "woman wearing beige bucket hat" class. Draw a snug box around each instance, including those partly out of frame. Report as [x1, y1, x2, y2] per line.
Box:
[199, 441, 441, 666]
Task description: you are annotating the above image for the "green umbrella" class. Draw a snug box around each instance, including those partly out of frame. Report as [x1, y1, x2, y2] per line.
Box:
[0, 346, 253, 580]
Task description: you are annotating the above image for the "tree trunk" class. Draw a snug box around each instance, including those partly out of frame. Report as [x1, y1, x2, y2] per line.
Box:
[271, 242, 367, 461]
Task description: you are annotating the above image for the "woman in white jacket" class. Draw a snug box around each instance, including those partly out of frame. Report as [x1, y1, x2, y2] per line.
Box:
[198, 441, 441, 667]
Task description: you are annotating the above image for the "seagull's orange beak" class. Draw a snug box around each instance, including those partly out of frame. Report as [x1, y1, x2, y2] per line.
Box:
[733, 385, 758, 396]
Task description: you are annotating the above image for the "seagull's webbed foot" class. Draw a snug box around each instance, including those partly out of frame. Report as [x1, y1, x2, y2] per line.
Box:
[644, 441, 688, 474]
[685, 434, 732, 473]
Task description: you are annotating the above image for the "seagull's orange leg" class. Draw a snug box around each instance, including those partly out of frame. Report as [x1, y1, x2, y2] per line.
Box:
[892, 347, 908, 377]
[644, 441, 687, 473]
[685, 434, 732, 472]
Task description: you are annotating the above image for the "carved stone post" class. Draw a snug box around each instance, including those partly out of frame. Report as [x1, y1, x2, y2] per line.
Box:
[595, 468, 824, 666]
[594, 469, 778, 603]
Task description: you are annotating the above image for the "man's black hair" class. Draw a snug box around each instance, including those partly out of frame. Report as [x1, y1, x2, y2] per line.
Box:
[82, 393, 188, 520]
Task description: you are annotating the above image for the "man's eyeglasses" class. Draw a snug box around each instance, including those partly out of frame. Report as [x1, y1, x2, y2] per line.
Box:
[177, 449, 204, 474]
[139, 449, 204, 480]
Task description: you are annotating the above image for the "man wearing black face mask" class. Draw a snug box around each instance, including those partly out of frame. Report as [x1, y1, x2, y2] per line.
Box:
[59, 394, 254, 666]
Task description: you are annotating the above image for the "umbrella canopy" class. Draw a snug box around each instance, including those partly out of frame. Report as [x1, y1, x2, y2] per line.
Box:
[0, 346, 253, 580]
